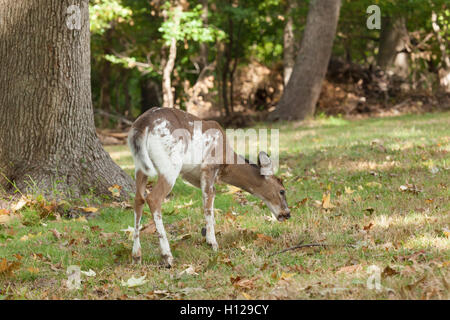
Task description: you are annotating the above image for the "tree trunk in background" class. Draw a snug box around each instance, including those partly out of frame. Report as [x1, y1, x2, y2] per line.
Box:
[0, 0, 134, 198]
[270, 0, 341, 121]
[198, 0, 209, 71]
[283, 0, 296, 85]
[431, 11, 450, 92]
[99, 28, 113, 127]
[161, 5, 181, 108]
[140, 77, 162, 113]
[377, 16, 409, 78]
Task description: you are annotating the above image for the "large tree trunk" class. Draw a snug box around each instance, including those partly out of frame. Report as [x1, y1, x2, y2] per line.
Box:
[377, 16, 409, 78]
[270, 0, 341, 121]
[0, 0, 134, 198]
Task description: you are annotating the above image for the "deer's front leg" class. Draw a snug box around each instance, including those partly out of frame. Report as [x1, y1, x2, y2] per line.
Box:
[201, 170, 218, 251]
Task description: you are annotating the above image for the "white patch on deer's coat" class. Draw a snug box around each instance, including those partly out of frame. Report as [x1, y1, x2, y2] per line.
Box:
[181, 128, 222, 178]
[147, 119, 184, 185]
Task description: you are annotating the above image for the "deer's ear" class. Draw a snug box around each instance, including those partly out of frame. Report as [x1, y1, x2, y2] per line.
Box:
[258, 151, 273, 176]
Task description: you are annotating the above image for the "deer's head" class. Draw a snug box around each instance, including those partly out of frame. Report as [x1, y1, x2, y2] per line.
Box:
[256, 152, 291, 222]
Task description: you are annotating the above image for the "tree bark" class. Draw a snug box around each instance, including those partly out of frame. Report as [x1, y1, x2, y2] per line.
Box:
[283, 0, 296, 85]
[377, 16, 409, 78]
[0, 0, 134, 198]
[140, 77, 162, 113]
[270, 0, 342, 121]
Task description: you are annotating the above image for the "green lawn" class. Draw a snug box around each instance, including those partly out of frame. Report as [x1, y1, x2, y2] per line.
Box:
[1, 112, 449, 299]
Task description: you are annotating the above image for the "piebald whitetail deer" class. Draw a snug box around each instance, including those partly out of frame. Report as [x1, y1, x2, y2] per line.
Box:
[128, 108, 290, 267]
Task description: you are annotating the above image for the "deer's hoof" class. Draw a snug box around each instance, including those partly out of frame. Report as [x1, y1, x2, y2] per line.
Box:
[132, 254, 142, 265]
[161, 255, 174, 268]
[209, 242, 219, 251]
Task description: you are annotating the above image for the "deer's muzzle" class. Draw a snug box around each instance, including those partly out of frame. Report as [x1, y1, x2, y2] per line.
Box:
[277, 211, 291, 222]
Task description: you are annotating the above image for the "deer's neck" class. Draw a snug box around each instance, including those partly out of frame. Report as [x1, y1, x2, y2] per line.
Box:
[220, 159, 264, 196]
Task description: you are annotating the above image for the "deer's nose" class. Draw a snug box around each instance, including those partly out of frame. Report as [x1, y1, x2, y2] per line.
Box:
[278, 211, 290, 221]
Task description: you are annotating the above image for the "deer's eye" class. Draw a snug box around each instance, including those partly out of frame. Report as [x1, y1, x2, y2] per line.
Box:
[280, 190, 285, 196]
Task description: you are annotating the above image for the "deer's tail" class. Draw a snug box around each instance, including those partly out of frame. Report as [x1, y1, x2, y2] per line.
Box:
[127, 127, 157, 178]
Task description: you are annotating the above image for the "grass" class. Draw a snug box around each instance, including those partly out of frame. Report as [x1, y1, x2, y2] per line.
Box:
[0, 112, 449, 300]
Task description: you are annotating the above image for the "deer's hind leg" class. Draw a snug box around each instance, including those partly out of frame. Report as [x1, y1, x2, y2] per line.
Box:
[201, 168, 219, 251]
[132, 170, 148, 264]
[145, 174, 176, 267]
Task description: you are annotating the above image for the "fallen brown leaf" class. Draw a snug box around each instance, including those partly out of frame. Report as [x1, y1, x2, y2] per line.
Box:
[382, 266, 399, 277]
[141, 222, 157, 235]
[231, 277, 257, 290]
[0, 258, 21, 276]
[27, 267, 39, 274]
[322, 193, 335, 210]
[363, 223, 374, 231]
[0, 215, 12, 224]
[108, 184, 122, 198]
[336, 264, 362, 274]
[256, 233, 274, 243]
[50, 228, 62, 240]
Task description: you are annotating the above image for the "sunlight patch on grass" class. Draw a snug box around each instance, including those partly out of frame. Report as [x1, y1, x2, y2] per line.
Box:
[323, 159, 400, 172]
[404, 233, 449, 251]
[109, 150, 131, 161]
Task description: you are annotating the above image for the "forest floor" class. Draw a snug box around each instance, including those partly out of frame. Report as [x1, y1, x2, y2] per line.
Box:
[0, 112, 449, 299]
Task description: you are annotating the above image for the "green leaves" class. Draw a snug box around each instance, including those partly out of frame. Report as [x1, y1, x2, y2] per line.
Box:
[89, 0, 133, 34]
[158, 3, 225, 45]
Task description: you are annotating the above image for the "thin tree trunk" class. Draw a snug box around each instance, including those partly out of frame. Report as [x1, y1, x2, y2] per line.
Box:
[162, 5, 181, 108]
[198, 0, 209, 71]
[0, 0, 134, 198]
[221, 37, 231, 116]
[228, 20, 242, 114]
[283, 0, 296, 85]
[124, 75, 132, 118]
[270, 0, 342, 121]
[221, 8, 236, 116]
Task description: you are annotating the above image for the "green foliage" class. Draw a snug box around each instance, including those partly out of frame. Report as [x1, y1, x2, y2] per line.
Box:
[88, 0, 449, 125]
[89, 0, 133, 34]
[158, 3, 225, 44]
